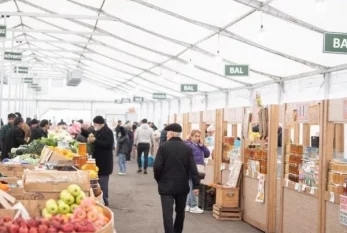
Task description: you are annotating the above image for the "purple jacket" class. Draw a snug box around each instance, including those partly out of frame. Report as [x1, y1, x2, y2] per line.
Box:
[184, 140, 210, 165]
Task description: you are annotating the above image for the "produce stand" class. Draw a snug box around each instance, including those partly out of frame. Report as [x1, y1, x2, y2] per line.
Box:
[322, 98, 347, 233]
[278, 101, 323, 233]
[241, 104, 279, 233]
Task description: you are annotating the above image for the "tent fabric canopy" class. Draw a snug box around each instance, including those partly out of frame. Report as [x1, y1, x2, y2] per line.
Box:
[0, 0, 346, 100]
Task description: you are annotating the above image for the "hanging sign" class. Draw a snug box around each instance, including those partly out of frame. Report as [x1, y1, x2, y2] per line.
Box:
[340, 195, 347, 226]
[133, 96, 144, 102]
[0, 25, 6, 37]
[22, 77, 33, 84]
[295, 103, 309, 122]
[115, 100, 122, 104]
[152, 93, 166, 100]
[4, 52, 22, 61]
[14, 66, 29, 74]
[255, 173, 265, 203]
[121, 98, 131, 103]
[181, 84, 198, 92]
[225, 65, 249, 76]
[324, 32, 347, 54]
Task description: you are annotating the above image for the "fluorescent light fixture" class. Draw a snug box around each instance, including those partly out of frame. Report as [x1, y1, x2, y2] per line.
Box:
[214, 51, 222, 63]
[258, 25, 265, 41]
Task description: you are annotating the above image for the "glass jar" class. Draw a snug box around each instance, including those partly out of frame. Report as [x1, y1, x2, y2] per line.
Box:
[78, 143, 87, 156]
[81, 159, 97, 172]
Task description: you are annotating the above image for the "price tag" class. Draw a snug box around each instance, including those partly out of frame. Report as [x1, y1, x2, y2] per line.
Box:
[301, 184, 306, 192]
[285, 179, 289, 188]
[329, 192, 335, 203]
[310, 187, 315, 195]
[295, 183, 300, 191]
[246, 170, 249, 176]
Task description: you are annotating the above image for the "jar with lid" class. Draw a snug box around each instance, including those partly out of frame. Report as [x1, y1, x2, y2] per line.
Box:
[81, 159, 98, 172]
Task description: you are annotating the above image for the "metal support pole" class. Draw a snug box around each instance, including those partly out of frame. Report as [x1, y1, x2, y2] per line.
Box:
[0, 17, 5, 123]
[204, 94, 208, 110]
[248, 88, 254, 106]
[278, 82, 284, 104]
[189, 97, 193, 112]
[323, 73, 331, 100]
[177, 99, 181, 115]
[225, 91, 229, 108]
[160, 100, 163, 128]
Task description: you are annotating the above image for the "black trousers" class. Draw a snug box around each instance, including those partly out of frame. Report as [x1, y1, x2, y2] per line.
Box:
[160, 195, 187, 233]
[98, 175, 109, 205]
[137, 143, 150, 170]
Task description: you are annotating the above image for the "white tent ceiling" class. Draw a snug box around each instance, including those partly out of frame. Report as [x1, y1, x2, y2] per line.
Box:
[0, 0, 346, 101]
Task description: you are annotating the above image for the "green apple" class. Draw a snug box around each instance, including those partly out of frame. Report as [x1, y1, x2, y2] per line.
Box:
[70, 204, 78, 213]
[45, 201, 59, 215]
[68, 184, 81, 197]
[75, 192, 86, 205]
[58, 201, 71, 214]
[62, 193, 75, 205]
[46, 199, 57, 207]
[42, 208, 53, 219]
[60, 190, 70, 199]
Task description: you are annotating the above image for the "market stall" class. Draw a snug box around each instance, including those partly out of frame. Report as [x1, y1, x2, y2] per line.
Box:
[241, 104, 279, 232]
[323, 98, 347, 233]
[278, 101, 322, 233]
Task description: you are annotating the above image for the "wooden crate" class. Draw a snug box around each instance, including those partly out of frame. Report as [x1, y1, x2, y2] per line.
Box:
[212, 204, 242, 221]
[215, 185, 239, 208]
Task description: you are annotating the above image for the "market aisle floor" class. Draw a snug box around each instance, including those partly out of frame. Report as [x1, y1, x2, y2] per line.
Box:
[108, 160, 262, 233]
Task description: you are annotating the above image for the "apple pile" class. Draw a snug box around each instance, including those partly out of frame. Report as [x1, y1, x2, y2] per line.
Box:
[42, 185, 86, 219]
[0, 215, 98, 233]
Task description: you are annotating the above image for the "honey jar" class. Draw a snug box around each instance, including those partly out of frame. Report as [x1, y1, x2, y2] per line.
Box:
[81, 159, 98, 172]
[78, 143, 87, 156]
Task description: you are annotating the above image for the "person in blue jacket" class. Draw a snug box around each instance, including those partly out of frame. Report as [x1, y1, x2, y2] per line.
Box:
[184, 129, 210, 214]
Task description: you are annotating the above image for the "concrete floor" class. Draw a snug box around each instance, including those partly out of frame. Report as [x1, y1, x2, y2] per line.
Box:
[108, 160, 263, 233]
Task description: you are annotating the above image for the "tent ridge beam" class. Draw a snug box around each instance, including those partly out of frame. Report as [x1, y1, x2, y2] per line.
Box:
[232, 0, 326, 34]
[130, 0, 327, 70]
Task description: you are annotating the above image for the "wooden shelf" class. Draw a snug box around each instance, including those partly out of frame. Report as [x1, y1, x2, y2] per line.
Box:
[282, 179, 318, 198]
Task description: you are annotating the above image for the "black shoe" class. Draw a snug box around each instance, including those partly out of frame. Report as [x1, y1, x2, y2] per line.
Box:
[137, 169, 142, 173]
[144, 170, 147, 174]
[104, 200, 109, 206]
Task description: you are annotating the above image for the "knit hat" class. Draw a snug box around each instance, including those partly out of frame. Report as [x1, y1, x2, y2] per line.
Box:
[93, 116, 105, 124]
[30, 119, 39, 125]
[164, 123, 182, 133]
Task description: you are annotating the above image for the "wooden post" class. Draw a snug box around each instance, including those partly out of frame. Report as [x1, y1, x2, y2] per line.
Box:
[182, 113, 189, 141]
[302, 123, 310, 147]
[334, 124, 344, 152]
[319, 100, 330, 233]
[293, 122, 300, 144]
[232, 124, 238, 137]
[199, 111, 206, 140]
[266, 105, 279, 233]
[213, 109, 224, 184]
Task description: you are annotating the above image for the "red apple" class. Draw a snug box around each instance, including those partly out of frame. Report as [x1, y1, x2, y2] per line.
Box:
[61, 223, 74, 233]
[4, 216, 12, 223]
[18, 226, 28, 233]
[27, 219, 39, 228]
[29, 227, 38, 233]
[47, 227, 57, 233]
[87, 209, 98, 222]
[8, 224, 19, 233]
[49, 220, 60, 230]
[37, 224, 48, 233]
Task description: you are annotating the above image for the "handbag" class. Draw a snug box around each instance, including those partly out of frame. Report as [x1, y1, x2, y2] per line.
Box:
[196, 164, 205, 179]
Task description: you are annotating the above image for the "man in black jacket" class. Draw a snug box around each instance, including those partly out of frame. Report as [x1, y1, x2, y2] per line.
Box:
[30, 120, 49, 142]
[154, 123, 200, 233]
[88, 116, 114, 206]
[2, 117, 26, 160]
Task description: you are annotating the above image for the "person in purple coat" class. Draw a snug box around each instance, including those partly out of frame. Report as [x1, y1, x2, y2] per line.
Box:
[184, 129, 210, 214]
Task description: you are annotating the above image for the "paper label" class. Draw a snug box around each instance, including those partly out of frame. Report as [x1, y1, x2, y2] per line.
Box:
[301, 184, 306, 191]
[295, 183, 300, 191]
[330, 192, 335, 203]
[255, 174, 265, 203]
[285, 179, 289, 188]
[246, 169, 249, 176]
[310, 187, 315, 195]
[340, 195, 347, 226]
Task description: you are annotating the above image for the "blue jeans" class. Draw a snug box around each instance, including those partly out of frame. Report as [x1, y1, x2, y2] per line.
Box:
[118, 153, 126, 173]
[186, 179, 197, 207]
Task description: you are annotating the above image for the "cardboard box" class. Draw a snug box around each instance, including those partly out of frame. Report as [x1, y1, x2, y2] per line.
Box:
[0, 164, 35, 172]
[23, 190, 90, 200]
[23, 170, 90, 192]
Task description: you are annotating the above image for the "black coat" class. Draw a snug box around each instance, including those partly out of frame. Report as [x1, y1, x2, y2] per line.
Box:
[117, 135, 130, 155]
[92, 125, 114, 175]
[154, 137, 200, 195]
[159, 130, 167, 145]
[2, 126, 26, 159]
[126, 130, 134, 154]
[30, 128, 47, 143]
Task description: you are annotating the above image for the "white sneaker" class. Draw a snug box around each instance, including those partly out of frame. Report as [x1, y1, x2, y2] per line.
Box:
[189, 206, 204, 214]
[185, 206, 190, 212]
[118, 172, 126, 175]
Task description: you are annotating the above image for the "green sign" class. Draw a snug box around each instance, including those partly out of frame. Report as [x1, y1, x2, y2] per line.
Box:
[22, 77, 33, 84]
[153, 93, 166, 100]
[225, 65, 249, 76]
[133, 96, 144, 102]
[115, 100, 122, 104]
[181, 84, 198, 92]
[324, 32, 347, 54]
[4, 52, 22, 61]
[122, 98, 131, 103]
[0, 25, 6, 38]
[15, 66, 29, 74]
